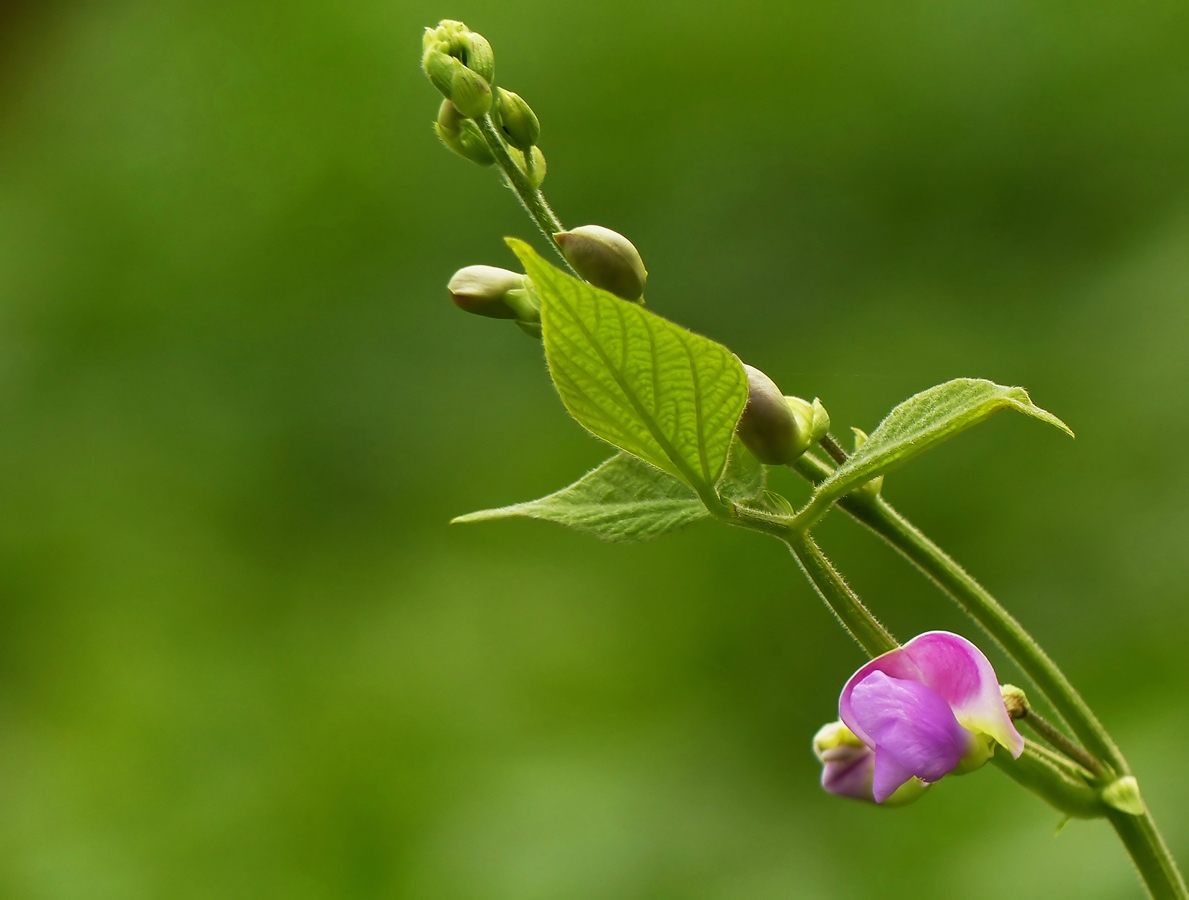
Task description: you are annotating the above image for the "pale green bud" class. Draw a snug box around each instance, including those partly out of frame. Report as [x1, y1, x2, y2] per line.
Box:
[435, 100, 495, 166]
[786, 397, 830, 443]
[448, 266, 539, 321]
[554, 225, 648, 301]
[423, 20, 495, 83]
[737, 366, 810, 465]
[421, 20, 494, 118]
[496, 88, 540, 150]
[509, 144, 547, 188]
[813, 720, 867, 756]
[447, 60, 493, 118]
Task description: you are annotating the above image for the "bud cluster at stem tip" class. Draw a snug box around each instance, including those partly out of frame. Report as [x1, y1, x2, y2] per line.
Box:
[422, 20, 494, 119]
[422, 20, 547, 185]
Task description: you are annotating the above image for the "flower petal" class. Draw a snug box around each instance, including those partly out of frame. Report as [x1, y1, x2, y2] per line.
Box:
[845, 670, 972, 801]
[820, 743, 876, 801]
[839, 631, 1024, 759]
[900, 632, 1024, 758]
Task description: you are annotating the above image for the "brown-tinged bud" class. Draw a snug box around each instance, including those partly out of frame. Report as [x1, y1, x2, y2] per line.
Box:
[737, 365, 810, 465]
[554, 225, 648, 301]
[496, 88, 540, 150]
[447, 266, 538, 321]
[1000, 684, 1029, 720]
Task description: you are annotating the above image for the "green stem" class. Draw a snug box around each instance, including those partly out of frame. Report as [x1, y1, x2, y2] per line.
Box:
[1021, 707, 1107, 778]
[991, 742, 1104, 819]
[783, 531, 898, 657]
[789, 452, 1186, 899]
[1112, 812, 1189, 900]
[475, 115, 574, 271]
[791, 453, 1124, 770]
[850, 495, 1125, 771]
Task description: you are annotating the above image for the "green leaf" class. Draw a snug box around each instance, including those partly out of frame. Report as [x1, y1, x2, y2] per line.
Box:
[719, 438, 766, 504]
[816, 378, 1073, 503]
[452, 453, 704, 542]
[508, 239, 748, 503]
[452, 439, 767, 543]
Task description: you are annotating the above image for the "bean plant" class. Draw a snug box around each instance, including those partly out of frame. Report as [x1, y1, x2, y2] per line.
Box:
[421, 19, 1186, 898]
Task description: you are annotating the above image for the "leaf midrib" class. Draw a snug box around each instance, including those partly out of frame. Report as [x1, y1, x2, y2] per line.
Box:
[544, 276, 711, 495]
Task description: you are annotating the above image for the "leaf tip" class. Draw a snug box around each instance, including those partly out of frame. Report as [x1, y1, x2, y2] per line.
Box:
[1011, 389, 1075, 438]
[504, 236, 540, 271]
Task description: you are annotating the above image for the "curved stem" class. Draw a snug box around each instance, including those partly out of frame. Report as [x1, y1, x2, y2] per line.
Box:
[783, 531, 898, 658]
[475, 115, 575, 272]
[991, 742, 1104, 820]
[1113, 812, 1189, 900]
[789, 452, 1186, 899]
[853, 494, 1127, 771]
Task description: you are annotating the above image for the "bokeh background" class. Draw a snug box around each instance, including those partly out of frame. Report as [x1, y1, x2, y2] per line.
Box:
[1, 0, 1187, 896]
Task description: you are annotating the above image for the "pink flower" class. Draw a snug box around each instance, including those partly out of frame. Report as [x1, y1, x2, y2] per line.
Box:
[832, 631, 1024, 803]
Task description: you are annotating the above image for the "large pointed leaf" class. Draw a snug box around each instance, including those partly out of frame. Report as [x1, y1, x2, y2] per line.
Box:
[509, 240, 748, 502]
[816, 378, 1073, 504]
[453, 439, 767, 543]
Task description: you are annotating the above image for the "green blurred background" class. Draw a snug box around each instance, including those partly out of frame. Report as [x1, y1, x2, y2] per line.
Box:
[1, 0, 1187, 896]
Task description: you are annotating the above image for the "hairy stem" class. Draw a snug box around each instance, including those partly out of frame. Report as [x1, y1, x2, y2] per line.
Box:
[783, 531, 898, 657]
[475, 115, 574, 271]
[991, 742, 1103, 819]
[1022, 707, 1107, 778]
[1112, 812, 1189, 900]
[789, 452, 1186, 899]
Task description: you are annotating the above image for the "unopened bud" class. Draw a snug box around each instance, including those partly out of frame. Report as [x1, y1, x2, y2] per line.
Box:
[448, 61, 493, 118]
[422, 20, 495, 82]
[509, 145, 547, 188]
[448, 266, 539, 321]
[786, 397, 831, 443]
[1000, 684, 1029, 720]
[435, 101, 495, 166]
[554, 225, 648, 301]
[496, 88, 540, 150]
[737, 366, 810, 465]
[422, 20, 494, 118]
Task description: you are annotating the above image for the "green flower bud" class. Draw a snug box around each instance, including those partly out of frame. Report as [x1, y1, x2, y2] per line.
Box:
[509, 144, 547, 188]
[434, 101, 495, 166]
[786, 396, 831, 442]
[422, 49, 457, 98]
[449, 63, 492, 118]
[496, 88, 540, 150]
[737, 365, 811, 465]
[421, 20, 494, 118]
[448, 266, 539, 321]
[423, 20, 495, 82]
[554, 225, 648, 301]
